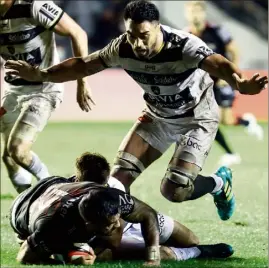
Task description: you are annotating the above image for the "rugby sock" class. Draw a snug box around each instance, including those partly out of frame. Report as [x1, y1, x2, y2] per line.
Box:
[170, 247, 201, 261]
[11, 168, 32, 193]
[236, 116, 250, 127]
[215, 129, 233, 154]
[211, 174, 224, 194]
[189, 175, 216, 199]
[28, 152, 50, 181]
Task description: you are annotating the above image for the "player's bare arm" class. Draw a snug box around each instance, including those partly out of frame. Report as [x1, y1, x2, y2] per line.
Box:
[200, 54, 268, 95]
[53, 12, 94, 112]
[123, 196, 160, 266]
[5, 51, 106, 83]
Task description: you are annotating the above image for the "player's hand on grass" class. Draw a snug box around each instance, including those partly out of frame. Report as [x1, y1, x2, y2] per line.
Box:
[4, 60, 43, 82]
[77, 79, 95, 112]
[233, 73, 268, 95]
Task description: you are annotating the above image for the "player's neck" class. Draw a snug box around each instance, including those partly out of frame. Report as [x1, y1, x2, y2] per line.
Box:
[0, 0, 15, 17]
[190, 23, 206, 36]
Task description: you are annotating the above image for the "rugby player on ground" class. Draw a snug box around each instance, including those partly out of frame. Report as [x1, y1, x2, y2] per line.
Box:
[10, 158, 161, 266]
[0, 0, 94, 193]
[11, 152, 234, 266]
[184, 1, 264, 166]
[5, 1, 268, 222]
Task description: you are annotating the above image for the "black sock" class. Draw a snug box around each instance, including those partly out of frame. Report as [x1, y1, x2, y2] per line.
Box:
[215, 129, 233, 154]
[237, 117, 250, 127]
[189, 175, 216, 200]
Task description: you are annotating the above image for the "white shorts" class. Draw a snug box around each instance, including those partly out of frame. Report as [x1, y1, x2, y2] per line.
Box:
[120, 213, 174, 250]
[1, 90, 61, 134]
[129, 88, 219, 168]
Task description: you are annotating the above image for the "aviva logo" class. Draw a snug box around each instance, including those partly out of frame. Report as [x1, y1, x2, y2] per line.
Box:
[40, 3, 59, 19]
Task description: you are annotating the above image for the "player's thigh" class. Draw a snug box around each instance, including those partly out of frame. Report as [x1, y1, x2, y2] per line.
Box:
[163, 220, 199, 248]
[161, 121, 218, 201]
[8, 96, 56, 148]
[112, 111, 173, 187]
[117, 112, 173, 166]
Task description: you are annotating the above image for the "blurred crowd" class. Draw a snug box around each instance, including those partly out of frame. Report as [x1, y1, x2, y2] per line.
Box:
[55, 0, 268, 60]
[56, 0, 130, 58]
[211, 0, 268, 39]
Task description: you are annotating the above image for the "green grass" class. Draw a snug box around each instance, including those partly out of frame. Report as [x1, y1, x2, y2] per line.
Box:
[1, 122, 268, 268]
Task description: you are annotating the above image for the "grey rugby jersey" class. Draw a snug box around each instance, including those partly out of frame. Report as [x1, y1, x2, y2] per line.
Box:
[99, 25, 215, 119]
[0, 0, 63, 93]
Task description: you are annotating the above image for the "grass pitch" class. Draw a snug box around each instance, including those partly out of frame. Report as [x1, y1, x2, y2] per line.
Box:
[1, 122, 268, 268]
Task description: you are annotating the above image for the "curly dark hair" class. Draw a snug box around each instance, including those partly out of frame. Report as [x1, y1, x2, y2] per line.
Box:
[75, 152, 110, 184]
[123, 0, 160, 23]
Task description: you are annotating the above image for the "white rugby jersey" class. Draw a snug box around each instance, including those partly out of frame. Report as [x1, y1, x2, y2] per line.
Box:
[99, 25, 215, 119]
[0, 0, 63, 93]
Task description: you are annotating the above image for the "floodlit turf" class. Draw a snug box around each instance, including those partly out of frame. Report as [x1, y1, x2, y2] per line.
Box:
[1, 122, 268, 268]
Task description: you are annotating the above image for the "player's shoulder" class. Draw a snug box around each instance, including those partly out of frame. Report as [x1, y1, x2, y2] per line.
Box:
[161, 24, 201, 47]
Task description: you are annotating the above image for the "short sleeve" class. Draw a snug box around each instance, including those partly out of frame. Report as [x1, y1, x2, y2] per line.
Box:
[182, 34, 215, 69]
[216, 26, 233, 45]
[31, 1, 64, 30]
[98, 35, 125, 68]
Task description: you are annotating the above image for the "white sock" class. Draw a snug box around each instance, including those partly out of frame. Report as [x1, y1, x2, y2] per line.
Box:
[170, 247, 201, 261]
[211, 174, 224, 194]
[28, 152, 50, 181]
[107, 176, 126, 192]
[11, 168, 32, 192]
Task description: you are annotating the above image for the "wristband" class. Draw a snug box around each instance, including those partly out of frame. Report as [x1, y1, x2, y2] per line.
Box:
[146, 246, 160, 261]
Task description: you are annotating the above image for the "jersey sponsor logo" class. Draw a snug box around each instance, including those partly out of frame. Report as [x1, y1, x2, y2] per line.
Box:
[0, 26, 45, 46]
[40, 3, 59, 20]
[196, 46, 215, 57]
[126, 69, 196, 86]
[181, 136, 201, 151]
[144, 87, 194, 109]
[145, 65, 156, 71]
[2, 47, 42, 65]
[119, 194, 134, 214]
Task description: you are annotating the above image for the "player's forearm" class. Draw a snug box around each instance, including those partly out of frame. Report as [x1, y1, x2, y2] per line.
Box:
[201, 54, 243, 91]
[70, 30, 89, 84]
[41, 57, 88, 83]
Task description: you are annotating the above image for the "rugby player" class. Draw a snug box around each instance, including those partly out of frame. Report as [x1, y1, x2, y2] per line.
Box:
[185, 1, 264, 166]
[12, 151, 233, 265]
[5, 0, 268, 222]
[10, 179, 161, 266]
[0, 0, 94, 193]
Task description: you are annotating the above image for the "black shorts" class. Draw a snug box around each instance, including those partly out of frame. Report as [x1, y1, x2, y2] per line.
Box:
[213, 84, 235, 108]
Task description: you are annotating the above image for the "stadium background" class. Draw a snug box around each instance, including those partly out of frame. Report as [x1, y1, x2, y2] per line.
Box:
[0, 1, 268, 268]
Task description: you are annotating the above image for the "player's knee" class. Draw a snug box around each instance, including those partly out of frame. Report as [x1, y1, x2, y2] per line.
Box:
[160, 246, 177, 260]
[111, 151, 145, 189]
[160, 168, 195, 203]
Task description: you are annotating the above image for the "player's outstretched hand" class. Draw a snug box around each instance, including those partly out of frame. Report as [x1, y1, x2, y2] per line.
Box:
[77, 80, 96, 112]
[143, 260, 161, 267]
[4, 60, 43, 82]
[233, 73, 268, 95]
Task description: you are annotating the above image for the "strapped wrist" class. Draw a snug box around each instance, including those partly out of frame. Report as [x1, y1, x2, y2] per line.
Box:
[146, 246, 160, 261]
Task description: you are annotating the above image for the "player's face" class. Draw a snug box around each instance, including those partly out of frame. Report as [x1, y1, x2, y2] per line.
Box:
[125, 19, 160, 59]
[87, 213, 121, 236]
[185, 4, 206, 26]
